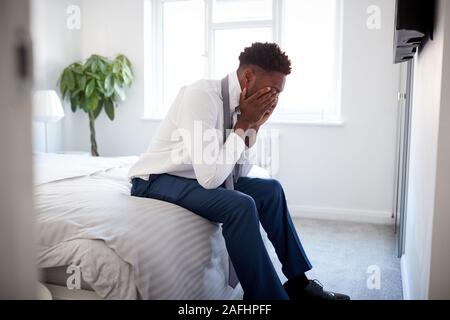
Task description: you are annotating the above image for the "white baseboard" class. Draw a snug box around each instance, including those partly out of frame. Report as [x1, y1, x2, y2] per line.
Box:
[400, 255, 410, 300]
[289, 205, 394, 225]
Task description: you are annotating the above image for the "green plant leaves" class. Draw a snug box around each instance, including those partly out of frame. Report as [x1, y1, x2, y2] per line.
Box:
[59, 79, 67, 100]
[98, 60, 107, 73]
[57, 53, 134, 122]
[78, 75, 87, 91]
[114, 82, 126, 101]
[57, 53, 134, 156]
[93, 101, 103, 119]
[122, 65, 133, 86]
[104, 99, 115, 121]
[104, 74, 115, 97]
[70, 63, 84, 75]
[85, 78, 96, 97]
[86, 71, 101, 80]
[65, 69, 75, 90]
[86, 93, 99, 111]
[112, 62, 121, 74]
[70, 96, 79, 112]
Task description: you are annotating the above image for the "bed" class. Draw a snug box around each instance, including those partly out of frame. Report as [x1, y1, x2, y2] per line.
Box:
[34, 153, 286, 299]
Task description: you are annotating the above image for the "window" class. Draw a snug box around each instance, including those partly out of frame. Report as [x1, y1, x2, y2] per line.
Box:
[144, 0, 342, 123]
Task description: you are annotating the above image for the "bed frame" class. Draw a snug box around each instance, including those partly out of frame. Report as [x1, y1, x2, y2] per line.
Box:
[44, 283, 103, 300]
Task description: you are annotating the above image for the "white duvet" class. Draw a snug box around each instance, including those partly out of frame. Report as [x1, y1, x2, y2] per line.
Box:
[34, 153, 286, 299]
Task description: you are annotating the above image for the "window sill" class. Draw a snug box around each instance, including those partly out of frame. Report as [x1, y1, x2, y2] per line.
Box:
[141, 116, 164, 122]
[141, 116, 345, 127]
[267, 119, 344, 127]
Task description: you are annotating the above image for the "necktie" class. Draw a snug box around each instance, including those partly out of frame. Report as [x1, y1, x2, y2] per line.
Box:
[222, 77, 242, 189]
[221, 75, 240, 288]
[233, 112, 242, 183]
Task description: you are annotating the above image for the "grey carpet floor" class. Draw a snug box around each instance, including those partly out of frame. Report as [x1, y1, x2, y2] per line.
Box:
[293, 218, 403, 300]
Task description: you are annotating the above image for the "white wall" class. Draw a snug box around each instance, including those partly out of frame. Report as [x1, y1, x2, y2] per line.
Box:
[429, 7, 450, 296]
[73, 0, 156, 155]
[31, 0, 82, 153]
[402, 0, 450, 300]
[34, 0, 400, 223]
[270, 0, 399, 223]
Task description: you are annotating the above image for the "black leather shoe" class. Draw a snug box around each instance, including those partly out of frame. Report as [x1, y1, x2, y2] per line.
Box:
[284, 279, 350, 300]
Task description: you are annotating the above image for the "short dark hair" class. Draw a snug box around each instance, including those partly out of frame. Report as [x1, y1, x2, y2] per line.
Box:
[239, 42, 291, 75]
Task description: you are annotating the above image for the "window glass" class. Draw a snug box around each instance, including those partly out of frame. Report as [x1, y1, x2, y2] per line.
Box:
[212, 0, 272, 23]
[163, 0, 206, 111]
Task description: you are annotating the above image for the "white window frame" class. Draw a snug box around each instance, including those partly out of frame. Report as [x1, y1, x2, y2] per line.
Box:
[144, 0, 343, 125]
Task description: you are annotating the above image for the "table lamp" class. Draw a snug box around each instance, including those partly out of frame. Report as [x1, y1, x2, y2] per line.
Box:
[32, 90, 65, 153]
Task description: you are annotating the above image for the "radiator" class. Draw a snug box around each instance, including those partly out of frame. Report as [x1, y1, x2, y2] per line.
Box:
[254, 129, 280, 177]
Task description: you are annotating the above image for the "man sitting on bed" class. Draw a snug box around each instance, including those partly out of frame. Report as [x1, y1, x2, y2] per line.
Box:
[129, 42, 350, 300]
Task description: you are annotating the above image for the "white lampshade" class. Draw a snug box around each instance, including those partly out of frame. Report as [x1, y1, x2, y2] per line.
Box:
[33, 90, 65, 123]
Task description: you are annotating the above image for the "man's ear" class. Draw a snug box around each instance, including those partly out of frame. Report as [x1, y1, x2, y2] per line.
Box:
[244, 69, 256, 88]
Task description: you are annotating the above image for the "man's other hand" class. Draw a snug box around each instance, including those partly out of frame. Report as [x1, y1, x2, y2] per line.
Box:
[237, 87, 278, 129]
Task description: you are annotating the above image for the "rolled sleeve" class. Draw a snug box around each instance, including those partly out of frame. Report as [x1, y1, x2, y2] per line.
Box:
[177, 88, 246, 189]
[238, 142, 257, 177]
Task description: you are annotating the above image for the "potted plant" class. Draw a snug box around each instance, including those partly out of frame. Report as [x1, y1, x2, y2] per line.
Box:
[58, 54, 134, 156]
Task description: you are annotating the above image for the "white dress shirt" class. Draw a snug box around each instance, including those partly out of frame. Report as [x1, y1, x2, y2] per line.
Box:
[128, 71, 256, 189]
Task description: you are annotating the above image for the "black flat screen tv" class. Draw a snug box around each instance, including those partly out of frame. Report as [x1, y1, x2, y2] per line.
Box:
[394, 0, 435, 63]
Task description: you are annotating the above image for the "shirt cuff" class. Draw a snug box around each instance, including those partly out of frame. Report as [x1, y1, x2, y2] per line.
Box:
[240, 141, 257, 164]
[226, 132, 247, 162]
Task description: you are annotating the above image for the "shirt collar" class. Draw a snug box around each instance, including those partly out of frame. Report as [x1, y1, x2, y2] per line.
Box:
[228, 71, 242, 112]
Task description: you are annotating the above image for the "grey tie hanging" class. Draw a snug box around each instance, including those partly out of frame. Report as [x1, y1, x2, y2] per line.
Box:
[221, 75, 240, 289]
[221, 76, 242, 189]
